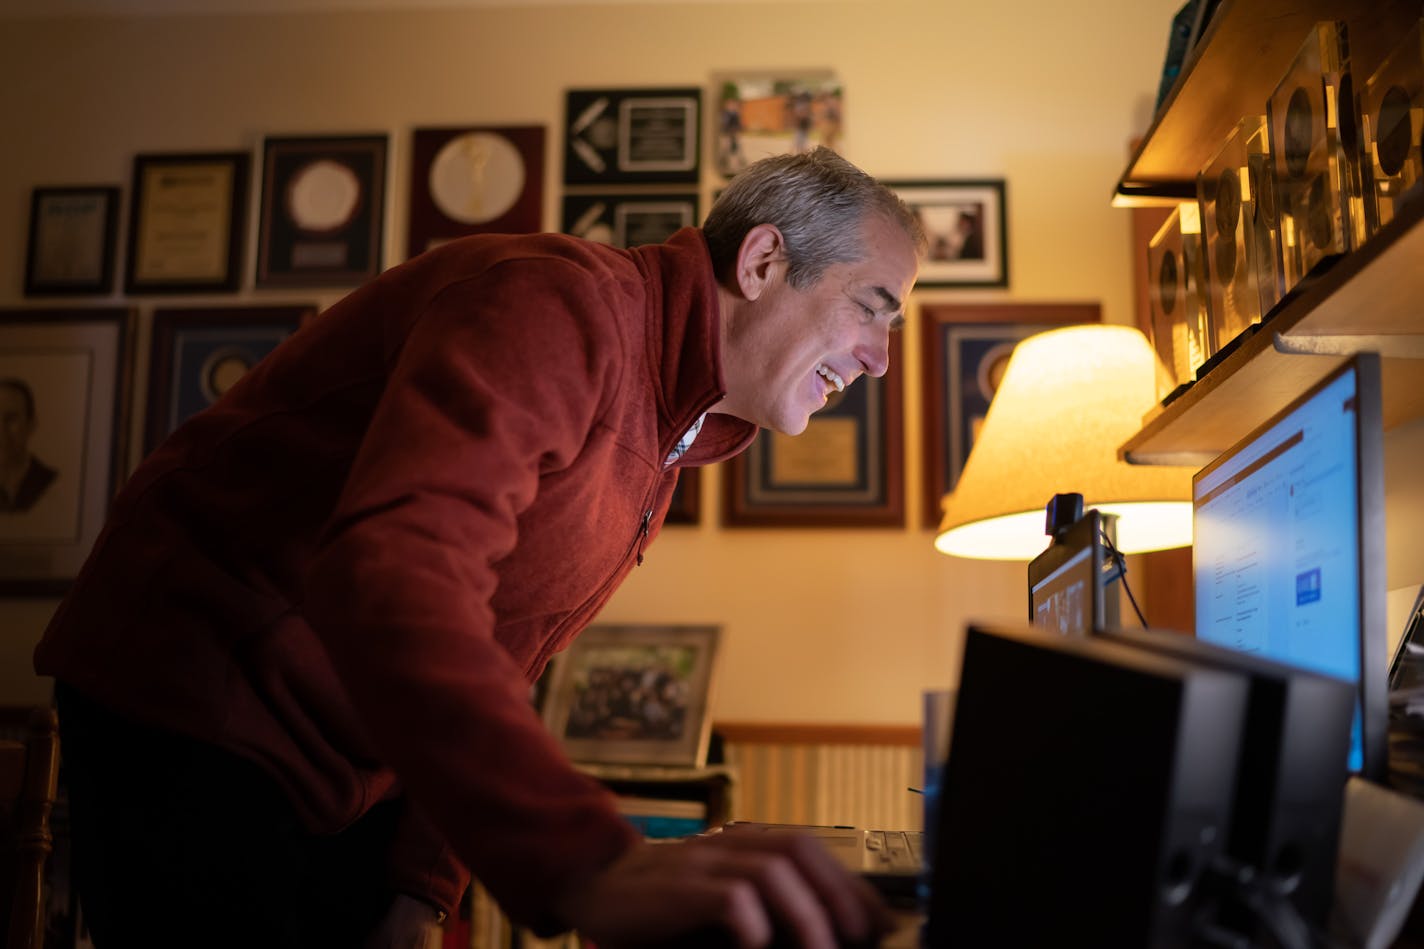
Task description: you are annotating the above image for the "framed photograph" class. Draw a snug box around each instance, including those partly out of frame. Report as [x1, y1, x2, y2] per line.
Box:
[257, 135, 387, 287]
[920, 303, 1101, 528]
[407, 125, 545, 259]
[541, 624, 721, 768]
[25, 186, 120, 297]
[564, 88, 701, 186]
[0, 308, 134, 595]
[723, 335, 903, 528]
[713, 73, 843, 178]
[886, 180, 1008, 288]
[562, 192, 699, 248]
[664, 468, 700, 526]
[144, 305, 313, 455]
[126, 152, 249, 294]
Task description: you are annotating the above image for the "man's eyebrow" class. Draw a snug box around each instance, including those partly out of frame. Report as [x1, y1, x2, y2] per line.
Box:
[871, 286, 906, 329]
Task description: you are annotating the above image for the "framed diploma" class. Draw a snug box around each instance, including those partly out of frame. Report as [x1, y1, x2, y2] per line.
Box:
[562, 192, 699, 247]
[919, 302, 1100, 528]
[126, 152, 249, 294]
[0, 307, 135, 595]
[144, 304, 314, 455]
[564, 88, 701, 186]
[407, 125, 545, 259]
[25, 186, 121, 297]
[256, 135, 387, 287]
[723, 334, 903, 528]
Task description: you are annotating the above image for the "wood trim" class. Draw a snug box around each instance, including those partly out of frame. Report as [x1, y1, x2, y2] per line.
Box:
[713, 721, 922, 747]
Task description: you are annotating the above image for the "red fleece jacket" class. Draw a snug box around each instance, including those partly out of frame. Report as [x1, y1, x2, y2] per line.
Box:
[34, 227, 757, 931]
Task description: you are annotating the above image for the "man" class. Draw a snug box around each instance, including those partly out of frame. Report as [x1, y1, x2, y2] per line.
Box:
[36, 147, 923, 948]
[0, 378, 58, 513]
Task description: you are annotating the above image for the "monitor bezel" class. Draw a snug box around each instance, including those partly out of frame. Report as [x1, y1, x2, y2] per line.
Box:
[1028, 508, 1115, 635]
[1190, 353, 1387, 782]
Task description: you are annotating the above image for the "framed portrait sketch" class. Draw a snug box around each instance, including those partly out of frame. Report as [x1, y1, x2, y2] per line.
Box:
[723, 335, 903, 528]
[126, 152, 249, 294]
[541, 624, 721, 768]
[713, 73, 843, 178]
[920, 302, 1101, 528]
[0, 308, 135, 595]
[25, 186, 121, 297]
[407, 125, 545, 259]
[144, 305, 313, 455]
[563, 88, 701, 186]
[257, 135, 387, 287]
[886, 180, 1008, 288]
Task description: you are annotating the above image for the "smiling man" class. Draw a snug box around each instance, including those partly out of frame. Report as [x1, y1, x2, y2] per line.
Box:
[36, 147, 923, 949]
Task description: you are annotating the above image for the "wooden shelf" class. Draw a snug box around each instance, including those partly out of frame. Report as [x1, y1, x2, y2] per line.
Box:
[1121, 196, 1424, 465]
[1113, 0, 1421, 206]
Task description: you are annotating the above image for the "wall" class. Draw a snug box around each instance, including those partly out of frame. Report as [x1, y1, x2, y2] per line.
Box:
[0, 0, 1188, 721]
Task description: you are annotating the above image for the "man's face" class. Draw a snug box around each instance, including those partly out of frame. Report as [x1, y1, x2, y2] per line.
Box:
[719, 213, 919, 435]
[0, 385, 35, 469]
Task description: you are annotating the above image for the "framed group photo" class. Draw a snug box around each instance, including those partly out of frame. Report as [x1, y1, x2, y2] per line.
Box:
[541, 624, 721, 768]
[920, 302, 1101, 528]
[25, 186, 121, 297]
[126, 152, 249, 294]
[713, 73, 843, 178]
[723, 335, 903, 528]
[887, 180, 1008, 288]
[0, 308, 135, 595]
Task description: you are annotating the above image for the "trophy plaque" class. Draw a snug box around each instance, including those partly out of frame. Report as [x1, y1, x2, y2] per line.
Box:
[1361, 18, 1424, 231]
[1245, 118, 1286, 318]
[1198, 115, 1266, 354]
[1266, 21, 1360, 292]
[1147, 204, 1211, 402]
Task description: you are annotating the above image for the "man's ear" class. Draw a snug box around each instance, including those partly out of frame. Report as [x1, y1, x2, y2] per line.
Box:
[733, 223, 786, 302]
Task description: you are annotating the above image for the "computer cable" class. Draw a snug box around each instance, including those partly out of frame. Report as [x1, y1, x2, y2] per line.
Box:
[1097, 524, 1148, 628]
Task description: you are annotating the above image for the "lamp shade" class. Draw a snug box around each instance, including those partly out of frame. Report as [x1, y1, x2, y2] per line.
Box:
[934, 324, 1195, 560]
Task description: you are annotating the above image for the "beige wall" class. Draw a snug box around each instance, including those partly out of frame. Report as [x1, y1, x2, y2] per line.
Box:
[0, 0, 1186, 720]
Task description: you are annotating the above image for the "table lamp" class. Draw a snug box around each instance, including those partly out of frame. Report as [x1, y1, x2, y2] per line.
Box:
[933, 324, 1195, 560]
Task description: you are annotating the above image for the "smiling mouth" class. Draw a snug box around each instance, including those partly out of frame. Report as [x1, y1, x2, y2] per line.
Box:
[816, 364, 846, 393]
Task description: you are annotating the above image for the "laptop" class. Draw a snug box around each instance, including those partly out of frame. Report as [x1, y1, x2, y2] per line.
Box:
[717, 821, 925, 905]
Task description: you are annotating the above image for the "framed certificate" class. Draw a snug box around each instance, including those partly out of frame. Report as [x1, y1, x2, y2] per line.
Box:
[564, 88, 701, 186]
[256, 135, 387, 287]
[723, 335, 903, 528]
[25, 186, 121, 297]
[407, 125, 545, 258]
[126, 152, 249, 294]
[144, 304, 314, 454]
[0, 308, 135, 595]
[562, 192, 699, 247]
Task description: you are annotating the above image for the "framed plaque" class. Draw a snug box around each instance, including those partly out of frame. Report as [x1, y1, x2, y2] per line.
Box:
[25, 186, 120, 297]
[564, 88, 701, 185]
[407, 125, 545, 259]
[723, 335, 903, 528]
[256, 135, 387, 287]
[885, 180, 1008, 288]
[919, 302, 1100, 528]
[0, 308, 134, 595]
[562, 192, 699, 247]
[126, 152, 249, 294]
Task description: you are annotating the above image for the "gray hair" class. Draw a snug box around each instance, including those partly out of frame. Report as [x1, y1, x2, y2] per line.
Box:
[703, 147, 925, 290]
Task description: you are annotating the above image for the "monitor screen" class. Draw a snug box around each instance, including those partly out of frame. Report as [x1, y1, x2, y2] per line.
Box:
[1029, 509, 1118, 635]
[1192, 355, 1387, 778]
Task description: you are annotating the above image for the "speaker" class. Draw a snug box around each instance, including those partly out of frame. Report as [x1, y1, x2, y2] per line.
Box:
[925, 622, 1248, 949]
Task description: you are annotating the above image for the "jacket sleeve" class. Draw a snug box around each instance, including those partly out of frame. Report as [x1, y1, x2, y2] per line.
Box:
[388, 798, 469, 916]
[303, 258, 642, 933]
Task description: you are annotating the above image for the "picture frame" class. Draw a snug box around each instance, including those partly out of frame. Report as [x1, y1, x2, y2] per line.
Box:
[24, 186, 121, 297]
[563, 88, 701, 186]
[126, 152, 249, 294]
[144, 305, 314, 455]
[541, 624, 721, 768]
[256, 134, 387, 288]
[0, 308, 135, 595]
[920, 302, 1101, 528]
[664, 468, 700, 526]
[885, 180, 1008, 288]
[712, 72, 843, 178]
[407, 126, 545, 259]
[723, 334, 903, 528]
[561, 192, 699, 248]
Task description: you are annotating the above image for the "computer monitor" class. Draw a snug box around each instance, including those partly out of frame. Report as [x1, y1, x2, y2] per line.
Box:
[1028, 508, 1120, 635]
[1192, 354, 1387, 779]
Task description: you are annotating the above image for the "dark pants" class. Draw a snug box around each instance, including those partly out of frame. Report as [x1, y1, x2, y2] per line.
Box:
[55, 682, 400, 948]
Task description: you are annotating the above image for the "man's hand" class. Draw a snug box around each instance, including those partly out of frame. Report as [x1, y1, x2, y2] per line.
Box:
[363, 893, 444, 949]
[553, 829, 896, 948]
